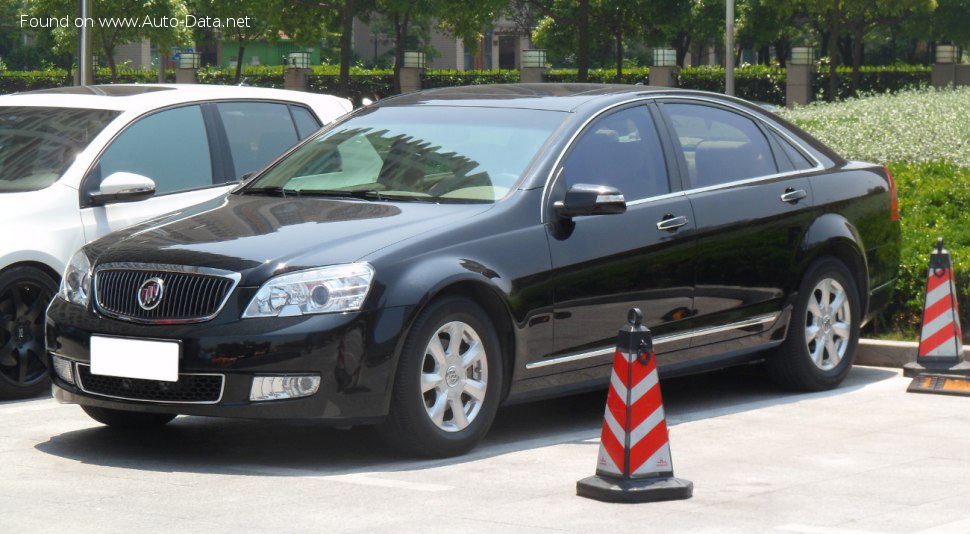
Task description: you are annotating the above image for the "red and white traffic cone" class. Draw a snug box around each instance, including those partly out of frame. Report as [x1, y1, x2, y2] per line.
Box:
[904, 238, 970, 378]
[577, 308, 692, 503]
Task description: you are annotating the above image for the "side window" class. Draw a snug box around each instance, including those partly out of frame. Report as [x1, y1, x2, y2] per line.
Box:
[290, 105, 322, 139]
[216, 102, 300, 180]
[561, 106, 669, 201]
[769, 129, 816, 171]
[664, 103, 778, 188]
[98, 105, 213, 195]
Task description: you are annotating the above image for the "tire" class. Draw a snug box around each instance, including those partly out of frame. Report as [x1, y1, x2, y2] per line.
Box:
[81, 405, 177, 428]
[0, 266, 59, 399]
[768, 257, 861, 391]
[378, 297, 504, 457]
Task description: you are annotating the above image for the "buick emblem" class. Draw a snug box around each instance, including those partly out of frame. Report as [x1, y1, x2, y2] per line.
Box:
[137, 277, 165, 311]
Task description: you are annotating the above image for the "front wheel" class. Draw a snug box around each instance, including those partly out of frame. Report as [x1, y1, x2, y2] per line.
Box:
[0, 266, 59, 399]
[378, 297, 503, 457]
[81, 405, 177, 428]
[769, 257, 861, 391]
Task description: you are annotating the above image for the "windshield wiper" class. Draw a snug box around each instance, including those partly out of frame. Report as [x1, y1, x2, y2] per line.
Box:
[238, 186, 300, 197]
[291, 189, 432, 202]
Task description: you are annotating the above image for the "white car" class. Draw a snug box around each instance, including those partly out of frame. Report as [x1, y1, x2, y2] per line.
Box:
[0, 84, 351, 398]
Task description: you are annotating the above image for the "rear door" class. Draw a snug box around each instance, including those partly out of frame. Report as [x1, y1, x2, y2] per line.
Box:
[537, 103, 696, 374]
[656, 99, 818, 350]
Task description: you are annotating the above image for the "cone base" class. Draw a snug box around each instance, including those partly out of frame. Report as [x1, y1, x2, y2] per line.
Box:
[576, 474, 693, 503]
[903, 359, 970, 378]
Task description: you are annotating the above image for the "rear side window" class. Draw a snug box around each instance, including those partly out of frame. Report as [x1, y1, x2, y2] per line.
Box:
[290, 106, 322, 139]
[216, 102, 300, 180]
[664, 103, 778, 188]
[98, 105, 213, 195]
[561, 106, 669, 201]
[769, 129, 816, 171]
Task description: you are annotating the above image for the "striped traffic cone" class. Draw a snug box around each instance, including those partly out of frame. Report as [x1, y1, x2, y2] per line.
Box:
[904, 238, 970, 378]
[577, 308, 692, 503]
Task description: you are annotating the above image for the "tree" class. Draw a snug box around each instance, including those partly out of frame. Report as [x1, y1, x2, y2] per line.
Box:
[515, 0, 593, 81]
[590, 0, 648, 80]
[842, 0, 936, 93]
[373, 0, 506, 93]
[930, 0, 970, 47]
[736, 0, 809, 66]
[25, 0, 191, 81]
[189, 0, 279, 83]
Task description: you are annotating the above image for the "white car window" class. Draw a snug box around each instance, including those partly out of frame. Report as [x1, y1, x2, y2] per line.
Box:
[98, 105, 213, 195]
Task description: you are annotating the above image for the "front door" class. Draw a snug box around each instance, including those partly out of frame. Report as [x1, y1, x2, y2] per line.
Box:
[538, 104, 696, 374]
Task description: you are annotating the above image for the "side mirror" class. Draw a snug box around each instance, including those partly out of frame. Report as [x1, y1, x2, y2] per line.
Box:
[90, 172, 156, 205]
[553, 184, 626, 218]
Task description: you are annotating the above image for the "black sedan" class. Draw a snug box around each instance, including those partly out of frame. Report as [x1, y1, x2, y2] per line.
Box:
[46, 84, 900, 457]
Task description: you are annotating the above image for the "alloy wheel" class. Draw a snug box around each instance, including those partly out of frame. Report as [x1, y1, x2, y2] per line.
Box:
[0, 280, 53, 388]
[420, 320, 488, 433]
[804, 277, 852, 371]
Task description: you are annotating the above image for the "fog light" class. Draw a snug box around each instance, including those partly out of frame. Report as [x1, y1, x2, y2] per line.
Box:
[250, 375, 320, 401]
[52, 355, 75, 385]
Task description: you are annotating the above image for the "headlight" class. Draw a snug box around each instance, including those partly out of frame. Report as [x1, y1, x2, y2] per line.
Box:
[58, 249, 92, 307]
[242, 263, 375, 318]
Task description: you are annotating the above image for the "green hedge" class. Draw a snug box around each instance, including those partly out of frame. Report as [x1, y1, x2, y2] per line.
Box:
[544, 68, 651, 85]
[0, 68, 167, 93]
[422, 69, 519, 88]
[883, 161, 970, 337]
[0, 64, 931, 105]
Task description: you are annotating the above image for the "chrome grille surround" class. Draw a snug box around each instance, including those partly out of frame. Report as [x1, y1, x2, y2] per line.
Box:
[93, 262, 241, 324]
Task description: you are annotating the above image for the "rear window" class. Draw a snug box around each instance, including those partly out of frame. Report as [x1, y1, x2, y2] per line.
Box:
[246, 106, 567, 203]
[0, 106, 120, 192]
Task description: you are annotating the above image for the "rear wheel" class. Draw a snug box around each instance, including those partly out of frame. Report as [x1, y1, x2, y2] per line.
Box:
[0, 266, 59, 399]
[81, 405, 177, 428]
[378, 297, 503, 457]
[769, 257, 860, 391]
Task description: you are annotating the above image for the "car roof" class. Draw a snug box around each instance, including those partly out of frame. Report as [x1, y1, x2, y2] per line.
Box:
[375, 83, 738, 112]
[0, 84, 350, 113]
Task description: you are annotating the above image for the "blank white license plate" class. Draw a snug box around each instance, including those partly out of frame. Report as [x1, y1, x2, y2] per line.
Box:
[90, 336, 179, 382]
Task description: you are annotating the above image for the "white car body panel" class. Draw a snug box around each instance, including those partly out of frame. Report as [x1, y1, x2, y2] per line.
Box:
[0, 84, 352, 279]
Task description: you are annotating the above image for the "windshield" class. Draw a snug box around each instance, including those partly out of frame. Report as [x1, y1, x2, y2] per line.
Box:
[0, 106, 120, 193]
[244, 106, 567, 203]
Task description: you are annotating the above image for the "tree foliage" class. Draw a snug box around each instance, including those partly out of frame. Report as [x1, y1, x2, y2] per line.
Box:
[24, 0, 191, 80]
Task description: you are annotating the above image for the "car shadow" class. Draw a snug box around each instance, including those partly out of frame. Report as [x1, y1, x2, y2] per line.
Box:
[34, 365, 899, 476]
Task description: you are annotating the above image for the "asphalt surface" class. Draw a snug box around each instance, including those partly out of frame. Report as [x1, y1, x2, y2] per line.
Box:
[2, 365, 969, 533]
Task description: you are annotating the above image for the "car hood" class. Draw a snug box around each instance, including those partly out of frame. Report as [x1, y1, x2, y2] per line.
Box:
[92, 194, 493, 285]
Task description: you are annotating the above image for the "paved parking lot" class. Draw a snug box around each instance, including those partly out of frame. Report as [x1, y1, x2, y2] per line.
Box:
[3, 365, 970, 533]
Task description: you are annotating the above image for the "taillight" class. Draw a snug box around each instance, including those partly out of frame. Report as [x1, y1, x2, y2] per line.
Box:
[884, 166, 899, 222]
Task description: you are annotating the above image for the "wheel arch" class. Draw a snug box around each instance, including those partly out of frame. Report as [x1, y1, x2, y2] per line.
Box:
[797, 213, 870, 318]
[0, 260, 62, 286]
[380, 257, 519, 402]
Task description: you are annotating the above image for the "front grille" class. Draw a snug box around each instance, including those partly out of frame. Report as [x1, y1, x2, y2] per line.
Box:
[76, 364, 224, 404]
[94, 264, 238, 324]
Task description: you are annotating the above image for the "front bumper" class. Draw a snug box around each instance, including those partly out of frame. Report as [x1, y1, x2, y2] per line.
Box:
[46, 296, 415, 423]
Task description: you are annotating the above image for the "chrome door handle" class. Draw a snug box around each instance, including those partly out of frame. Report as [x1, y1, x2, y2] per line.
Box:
[780, 189, 807, 203]
[656, 215, 688, 231]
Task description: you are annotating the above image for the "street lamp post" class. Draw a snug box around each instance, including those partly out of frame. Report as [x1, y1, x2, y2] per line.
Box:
[77, 0, 93, 85]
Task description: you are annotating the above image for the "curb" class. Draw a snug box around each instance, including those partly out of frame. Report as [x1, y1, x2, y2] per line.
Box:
[855, 339, 917, 368]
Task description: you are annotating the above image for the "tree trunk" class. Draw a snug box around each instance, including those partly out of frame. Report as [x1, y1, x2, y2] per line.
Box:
[392, 11, 409, 94]
[107, 48, 117, 82]
[850, 25, 864, 96]
[339, 0, 355, 98]
[775, 39, 789, 68]
[674, 33, 690, 68]
[235, 40, 246, 84]
[827, 3, 840, 102]
[577, 0, 590, 82]
[614, 28, 623, 82]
